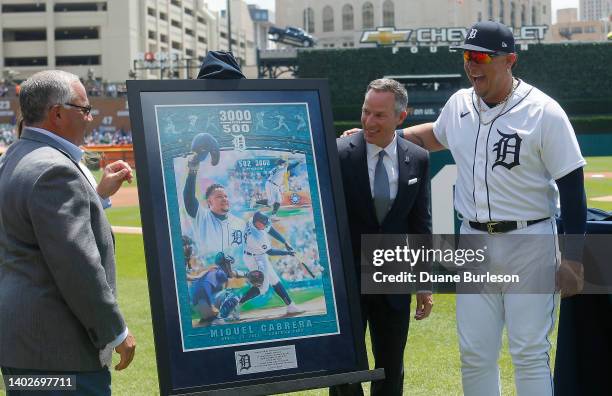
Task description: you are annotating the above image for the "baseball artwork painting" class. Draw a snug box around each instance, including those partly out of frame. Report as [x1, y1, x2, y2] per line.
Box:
[129, 80, 371, 394]
[155, 102, 339, 351]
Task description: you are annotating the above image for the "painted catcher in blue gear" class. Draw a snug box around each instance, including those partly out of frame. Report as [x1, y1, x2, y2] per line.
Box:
[189, 252, 245, 325]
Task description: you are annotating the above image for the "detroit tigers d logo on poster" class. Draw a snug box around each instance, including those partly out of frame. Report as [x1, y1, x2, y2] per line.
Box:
[154, 100, 339, 351]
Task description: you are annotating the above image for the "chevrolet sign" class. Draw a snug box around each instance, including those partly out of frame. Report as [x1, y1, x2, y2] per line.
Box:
[360, 26, 548, 47]
[360, 27, 411, 46]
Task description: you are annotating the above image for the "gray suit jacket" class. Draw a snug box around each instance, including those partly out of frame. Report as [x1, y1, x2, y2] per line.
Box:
[0, 128, 125, 371]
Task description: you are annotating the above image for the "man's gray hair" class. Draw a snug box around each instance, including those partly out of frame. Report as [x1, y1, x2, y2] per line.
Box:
[366, 78, 408, 114]
[19, 70, 80, 124]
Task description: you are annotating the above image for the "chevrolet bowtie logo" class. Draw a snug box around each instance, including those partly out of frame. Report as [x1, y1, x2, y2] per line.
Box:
[360, 27, 412, 46]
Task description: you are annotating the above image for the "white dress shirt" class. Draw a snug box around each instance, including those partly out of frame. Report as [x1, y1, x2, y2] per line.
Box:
[28, 127, 112, 209]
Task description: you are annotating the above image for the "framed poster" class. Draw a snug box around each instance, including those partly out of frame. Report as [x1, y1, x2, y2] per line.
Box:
[127, 79, 376, 395]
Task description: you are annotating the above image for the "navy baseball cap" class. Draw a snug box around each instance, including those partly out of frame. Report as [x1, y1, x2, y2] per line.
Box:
[253, 211, 269, 225]
[451, 21, 515, 53]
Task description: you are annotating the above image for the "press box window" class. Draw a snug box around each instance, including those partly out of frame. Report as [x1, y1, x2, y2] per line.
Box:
[3, 29, 46, 41]
[56, 55, 101, 66]
[54, 2, 107, 12]
[1, 3, 45, 12]
[5, 57, 48, 66]
[55, 27, 100, 40]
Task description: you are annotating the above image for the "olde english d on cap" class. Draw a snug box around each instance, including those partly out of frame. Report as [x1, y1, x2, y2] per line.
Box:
[451, 21, 515, 53]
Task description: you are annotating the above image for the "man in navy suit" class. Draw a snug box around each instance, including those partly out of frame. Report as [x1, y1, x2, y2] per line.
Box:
[331, 79, 433, 396]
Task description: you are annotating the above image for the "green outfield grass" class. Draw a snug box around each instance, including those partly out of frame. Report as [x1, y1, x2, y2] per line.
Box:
[584, 156, 612, 212]
[107, 232, 557, 395]
[106, 206, 142, 227]
[92, 166, 142, 227]
[584, 156, 612, 173]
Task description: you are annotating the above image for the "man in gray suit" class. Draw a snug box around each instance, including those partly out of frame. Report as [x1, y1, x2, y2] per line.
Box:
[0, 70, 136, 394]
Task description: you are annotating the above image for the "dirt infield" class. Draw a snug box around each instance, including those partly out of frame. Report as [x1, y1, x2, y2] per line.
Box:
[112, 186, 139, 207]
[591, 196, 612, 202]
[110, 173, 607, 208]
[108, 171, 610, 231]
[111, 226, 142, 234]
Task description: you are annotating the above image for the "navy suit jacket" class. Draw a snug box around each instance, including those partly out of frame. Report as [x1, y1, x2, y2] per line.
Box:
[337, 131, 432, 309]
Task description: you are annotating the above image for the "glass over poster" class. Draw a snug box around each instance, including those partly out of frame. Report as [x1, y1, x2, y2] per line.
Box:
[128, 79, 370, 395]
[157, 100, 339, 350]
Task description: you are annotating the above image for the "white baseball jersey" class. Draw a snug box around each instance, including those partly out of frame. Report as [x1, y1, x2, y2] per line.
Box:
[267, 165, 286, 187]
[243, 221, 271, 255]
[433, 79, 585, 222]
[243, 221, 280, 292]
[193, 205, 245, 257]
[265, 164, 286, 205]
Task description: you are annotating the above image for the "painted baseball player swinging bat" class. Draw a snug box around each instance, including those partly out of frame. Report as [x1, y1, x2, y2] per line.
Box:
[155, 102, 338, 350]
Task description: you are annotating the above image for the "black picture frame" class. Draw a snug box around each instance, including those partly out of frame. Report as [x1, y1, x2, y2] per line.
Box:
[126, 79, 380, 395]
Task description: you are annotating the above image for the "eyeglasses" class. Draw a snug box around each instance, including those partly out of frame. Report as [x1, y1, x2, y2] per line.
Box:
[463, 50, 506, 65]
[63, 102, 92, 116]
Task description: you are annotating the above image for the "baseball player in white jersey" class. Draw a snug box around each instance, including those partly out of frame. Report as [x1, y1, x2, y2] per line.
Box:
[343, 20, 586, 396]
[183, 141, 248, 324]
[433, 78, 583, 395]
[184, 181, 245, 259]
[229, 211, 303, 315]
[183, 133, 245, 259]
[256, 159, 299, 216]
[265, 160, 286, 214]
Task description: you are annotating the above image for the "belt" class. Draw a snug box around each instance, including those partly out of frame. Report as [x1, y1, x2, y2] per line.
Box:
[245, 251, 261, 256]
[468, 218, 549, 234]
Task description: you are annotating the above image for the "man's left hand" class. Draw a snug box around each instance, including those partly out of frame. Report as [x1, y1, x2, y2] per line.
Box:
[415, 292, 433, 320]
[96, 160, 133, 199]
[114, 331, 136, 370]
[557, 258, 584, 298]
